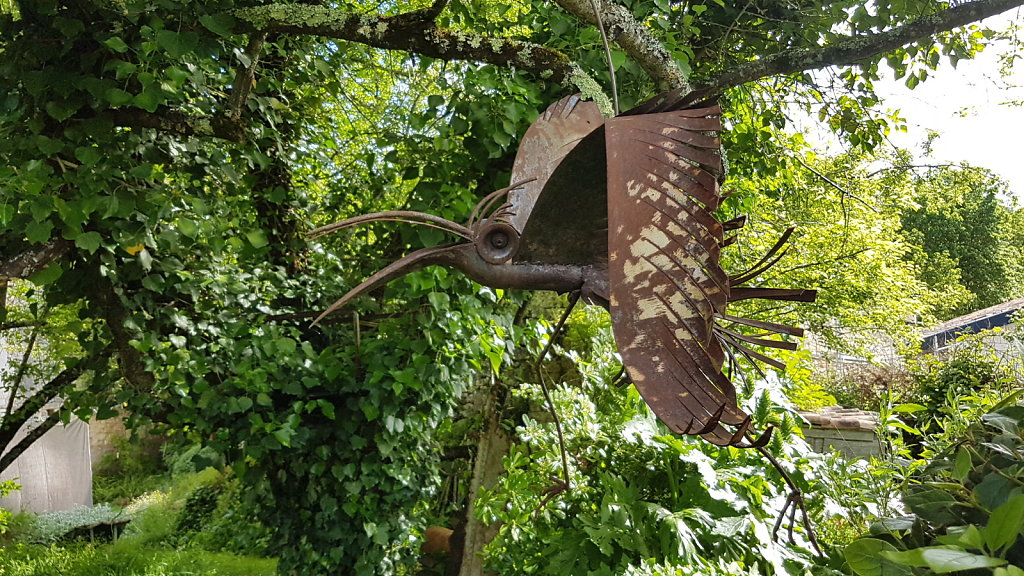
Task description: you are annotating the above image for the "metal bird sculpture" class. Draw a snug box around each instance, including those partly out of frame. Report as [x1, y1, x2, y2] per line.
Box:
[309, 90, 816, 450]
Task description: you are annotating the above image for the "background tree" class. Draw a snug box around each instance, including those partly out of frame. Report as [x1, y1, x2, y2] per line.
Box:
[901, 165, 1024, 319]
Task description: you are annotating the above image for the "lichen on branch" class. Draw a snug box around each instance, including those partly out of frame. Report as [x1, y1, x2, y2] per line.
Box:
[233, 3, 576, 83]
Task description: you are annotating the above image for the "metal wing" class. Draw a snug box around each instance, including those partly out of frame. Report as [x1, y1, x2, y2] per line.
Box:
[605, 104, 760, 447]
[508, 95, 608, 266]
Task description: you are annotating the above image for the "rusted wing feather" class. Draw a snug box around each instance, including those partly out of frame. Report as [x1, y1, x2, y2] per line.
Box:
[508, 95, 608, 266]
[605, 104, 757, 446]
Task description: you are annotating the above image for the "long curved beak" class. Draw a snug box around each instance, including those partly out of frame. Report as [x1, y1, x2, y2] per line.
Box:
[307, 211, 473, 241]
[311, 243, 466, 326]
[307, 209, 476, 326]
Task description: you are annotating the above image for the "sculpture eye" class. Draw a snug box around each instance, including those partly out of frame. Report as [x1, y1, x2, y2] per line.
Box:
[476, 222, 519, 264]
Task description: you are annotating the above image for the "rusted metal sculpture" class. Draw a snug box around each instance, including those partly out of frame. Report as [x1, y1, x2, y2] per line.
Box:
[310, 90, 816, 449]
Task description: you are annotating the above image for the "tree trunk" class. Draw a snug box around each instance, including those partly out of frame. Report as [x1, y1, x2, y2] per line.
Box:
[451, 383, 511, 576]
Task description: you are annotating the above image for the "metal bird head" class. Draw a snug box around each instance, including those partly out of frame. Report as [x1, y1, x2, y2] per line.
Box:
[306, 179, 534, 326]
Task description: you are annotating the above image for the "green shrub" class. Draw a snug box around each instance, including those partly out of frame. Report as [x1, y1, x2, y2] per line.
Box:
[905, 333, 1023, 455]
[0, 479, 21, 536]
[93, 435, 168, 505]
[191, 475, 272, 556]
[844, 397, 1024, 575]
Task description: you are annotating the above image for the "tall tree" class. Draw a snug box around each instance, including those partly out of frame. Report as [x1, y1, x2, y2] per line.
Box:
[902, 165, 1023, 319]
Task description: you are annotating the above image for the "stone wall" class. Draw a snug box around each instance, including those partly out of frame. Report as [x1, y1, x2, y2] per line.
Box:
[88, 412, 129, 467]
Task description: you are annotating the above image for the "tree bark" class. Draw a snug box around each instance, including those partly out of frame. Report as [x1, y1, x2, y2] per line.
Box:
[451, 383, 511, 576]
[553, 0, 689, 92]
[0, 240, 72, 280]
[234, 4, 574, 82]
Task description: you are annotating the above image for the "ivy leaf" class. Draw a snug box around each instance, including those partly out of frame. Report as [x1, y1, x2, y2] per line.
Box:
[105, 88, 134, 107]
[103, 36, 130, 53]
[200, 14, 235, 37]
[45, 101, 77, 121]
[74, 146, 101, 166]
[25, 219, 54, 243]
[29, 263, 63, 286]
[156, 30, 198, 58]
[133, 91, 162, 113]
[244, 230, 268, 248]
[74, 231, 103, 253]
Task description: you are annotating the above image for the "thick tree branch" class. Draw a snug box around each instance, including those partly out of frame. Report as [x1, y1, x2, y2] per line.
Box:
[553, 0, 689, 92]
[0, 240, 72, 280]
[693, 0, 1024, 99]
[233, 4, 574, 82]
[96, 285, 155, 393]
[108, 108, 247, 143]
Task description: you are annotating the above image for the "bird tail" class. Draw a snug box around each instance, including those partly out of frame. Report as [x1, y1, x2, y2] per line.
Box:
[714, 226, 817, 373]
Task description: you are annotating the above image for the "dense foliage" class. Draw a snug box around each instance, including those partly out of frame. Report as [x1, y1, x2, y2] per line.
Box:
[1, 0, 1022, 573]
[846, 398, 1024, 576]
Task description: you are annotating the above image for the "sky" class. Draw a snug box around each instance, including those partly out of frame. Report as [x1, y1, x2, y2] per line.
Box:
[870, 11, 1023, 201]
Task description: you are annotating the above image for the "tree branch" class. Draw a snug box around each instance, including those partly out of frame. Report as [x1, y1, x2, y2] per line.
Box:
[553, 0, 689, 92]
[107, 108, 247, 143]
[233, 4, 574, 82]
[0, 357, 95, 455]
[693, 0, 1024, 99]
[227, 31, 268, 121]
[0, 239, 72, 280]
[0, 410, 60, 474]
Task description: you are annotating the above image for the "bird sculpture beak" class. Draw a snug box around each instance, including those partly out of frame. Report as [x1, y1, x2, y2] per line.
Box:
[306, 211, 475, 326]
[307, 181, 534, 326]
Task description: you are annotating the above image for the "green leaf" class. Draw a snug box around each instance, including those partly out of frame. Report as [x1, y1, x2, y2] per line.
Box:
[156, 30, 198, 58]
[246, 229, 269, 248]
[105, 88, 134, 106]
[29, 263, 63, 286]
[74, 231, 103, 253]
[25, 219, 54, 243]
[133, 91, 161, 113]
[427, 292, 449, 310]
[610, 50, 626, 70]
[905, 486, 960, 524]
[199, 14, 235, 37]
[45, 101, 77, 121]
[103, 36, 130, 53]
[273, 427, 293, 447]
[844, 539, 912, 576]
[952, 447, 972, 481]
[74, 146, 102, 166]
[237, 396, 253, 412]
[138, 248, 153, 271]
[275, 337, 297, 356]
[882, 547, 1006, 573]
[985, 494, 1024, 553]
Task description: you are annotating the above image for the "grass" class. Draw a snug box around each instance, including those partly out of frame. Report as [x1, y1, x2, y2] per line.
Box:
[0, 541, 277, 576]
[1, 456, 275, 576]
